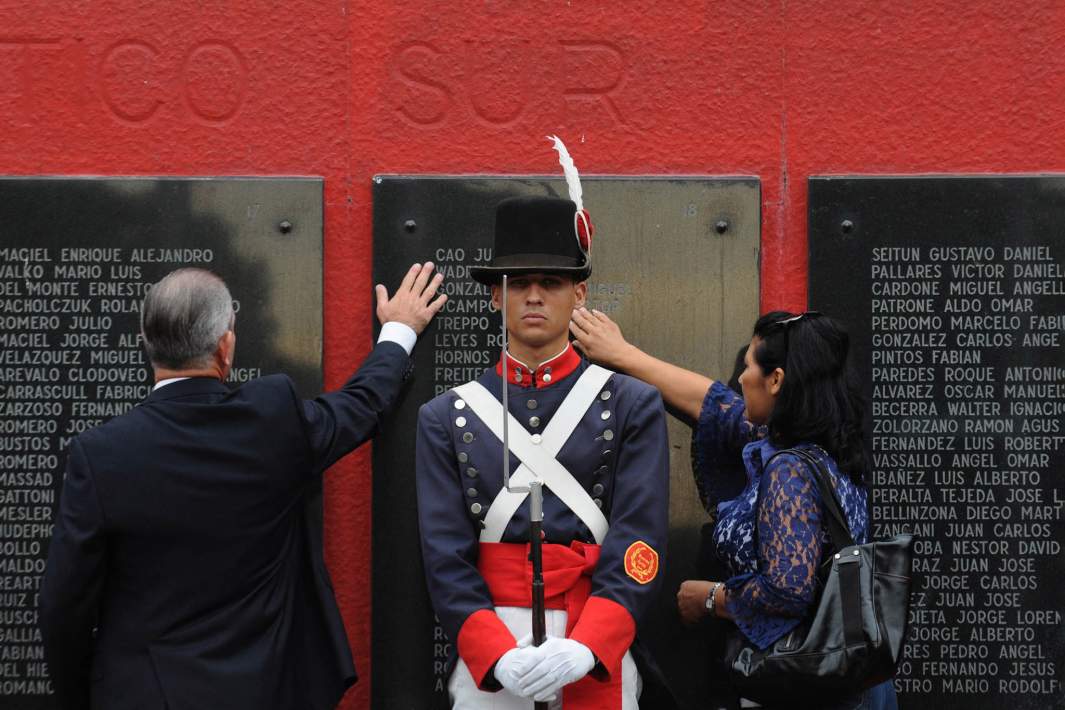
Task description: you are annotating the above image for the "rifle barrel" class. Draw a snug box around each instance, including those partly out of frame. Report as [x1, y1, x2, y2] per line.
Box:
[529, 481, 547, 710]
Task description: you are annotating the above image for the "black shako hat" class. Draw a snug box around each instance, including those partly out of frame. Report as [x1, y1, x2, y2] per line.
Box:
[469, 196, 591, 285]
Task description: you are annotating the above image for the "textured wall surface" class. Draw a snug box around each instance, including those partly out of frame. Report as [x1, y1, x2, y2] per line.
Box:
[3, 2, 1063, 706]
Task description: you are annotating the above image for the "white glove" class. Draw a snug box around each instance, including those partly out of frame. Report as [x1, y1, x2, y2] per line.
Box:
[494, 635, 546, 699]
[516, 636, 596, 702]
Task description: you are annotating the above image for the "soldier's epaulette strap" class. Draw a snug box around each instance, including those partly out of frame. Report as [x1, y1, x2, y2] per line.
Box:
[457, 609, 516, 691]
[569, 595, 635, 680]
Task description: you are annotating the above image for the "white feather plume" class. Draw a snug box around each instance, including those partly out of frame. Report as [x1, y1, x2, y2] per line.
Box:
[546, 135, 583, 213]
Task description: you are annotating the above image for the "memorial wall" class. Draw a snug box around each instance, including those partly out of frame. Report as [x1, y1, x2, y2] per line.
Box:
[371, 176, 760, 709]
[0, 177, 323, 707]
[3, 174, 1060, 708]
[809, 177, 1064, 709]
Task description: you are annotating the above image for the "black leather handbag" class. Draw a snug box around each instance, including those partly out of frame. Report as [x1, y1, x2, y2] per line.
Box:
[724, 447, 915, 704]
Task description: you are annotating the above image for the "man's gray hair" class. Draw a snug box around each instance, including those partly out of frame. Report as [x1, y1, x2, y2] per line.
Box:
[140, 268, 235, 369]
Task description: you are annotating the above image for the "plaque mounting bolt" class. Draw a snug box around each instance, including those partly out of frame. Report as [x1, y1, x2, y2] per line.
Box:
[404, 219, 417, 233]
[715, 220, 729, 235]
[278, 220, 293, 234]
[840, 219, 854, 234]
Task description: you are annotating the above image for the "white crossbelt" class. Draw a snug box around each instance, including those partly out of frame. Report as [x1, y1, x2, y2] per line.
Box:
[453, 365, 613, 544]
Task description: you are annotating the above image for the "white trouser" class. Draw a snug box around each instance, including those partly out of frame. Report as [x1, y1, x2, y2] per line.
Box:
[448, 606, 642, 709]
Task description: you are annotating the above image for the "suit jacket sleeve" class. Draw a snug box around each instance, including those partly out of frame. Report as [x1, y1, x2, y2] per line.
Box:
[297, 340, 411, 473]
[40, 438, 108, 710]
[415, 400, 516, 690]
[570, 384, 670, 678]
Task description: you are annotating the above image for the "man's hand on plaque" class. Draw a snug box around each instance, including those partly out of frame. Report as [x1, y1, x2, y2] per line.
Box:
[375, 262, 447, 335]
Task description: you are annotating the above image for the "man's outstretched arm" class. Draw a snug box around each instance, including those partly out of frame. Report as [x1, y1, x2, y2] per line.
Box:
[300, 262, 446, 471]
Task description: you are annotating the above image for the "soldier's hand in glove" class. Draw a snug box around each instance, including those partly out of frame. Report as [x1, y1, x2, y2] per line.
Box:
[494, 635, 545, 698]
[516, 636, 596, 702]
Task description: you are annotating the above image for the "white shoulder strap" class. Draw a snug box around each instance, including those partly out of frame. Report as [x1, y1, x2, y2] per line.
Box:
[453, 365, 614, 544]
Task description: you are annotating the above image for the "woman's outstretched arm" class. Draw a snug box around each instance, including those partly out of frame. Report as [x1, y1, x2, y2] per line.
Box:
[570, 307, 713, 422]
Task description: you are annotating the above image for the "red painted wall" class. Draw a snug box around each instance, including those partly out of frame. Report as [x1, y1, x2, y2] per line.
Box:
[4, 2, 1062, 706]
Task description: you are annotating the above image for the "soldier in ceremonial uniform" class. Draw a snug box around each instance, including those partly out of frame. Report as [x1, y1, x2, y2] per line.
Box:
[416, 194, 671, 709]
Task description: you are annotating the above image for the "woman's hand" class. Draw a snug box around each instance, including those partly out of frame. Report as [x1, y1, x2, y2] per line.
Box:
[571, 306, 713, 421]
[677, 580, 715, 625]
[570, 308, 635, 370]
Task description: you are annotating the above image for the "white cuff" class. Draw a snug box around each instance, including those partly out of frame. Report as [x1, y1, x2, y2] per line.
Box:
[377, 321, 417, 355]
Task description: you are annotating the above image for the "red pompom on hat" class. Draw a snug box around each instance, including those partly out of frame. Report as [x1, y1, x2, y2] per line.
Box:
[576, 208, 594, 255]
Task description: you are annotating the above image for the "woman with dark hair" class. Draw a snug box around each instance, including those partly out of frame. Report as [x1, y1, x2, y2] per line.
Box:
[569, 308, 897, 710]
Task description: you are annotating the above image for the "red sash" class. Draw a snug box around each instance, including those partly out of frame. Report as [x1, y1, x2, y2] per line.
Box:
[478, 541, 624, 709]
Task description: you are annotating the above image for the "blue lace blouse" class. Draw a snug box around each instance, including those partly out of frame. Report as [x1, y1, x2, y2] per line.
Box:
[691, 381, 869, 650]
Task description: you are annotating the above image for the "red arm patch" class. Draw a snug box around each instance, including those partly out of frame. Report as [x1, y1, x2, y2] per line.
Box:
[623, 540, 659, 584]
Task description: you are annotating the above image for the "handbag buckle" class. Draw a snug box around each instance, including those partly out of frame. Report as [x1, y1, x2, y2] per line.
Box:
[834, 549, 861, 564]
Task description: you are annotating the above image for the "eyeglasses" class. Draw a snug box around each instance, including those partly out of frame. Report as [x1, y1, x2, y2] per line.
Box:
[769, 311, 821, 366]
[773, 311, 821, 328]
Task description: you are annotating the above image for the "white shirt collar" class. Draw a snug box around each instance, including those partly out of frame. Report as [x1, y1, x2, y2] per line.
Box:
[153, 376, 191, 391]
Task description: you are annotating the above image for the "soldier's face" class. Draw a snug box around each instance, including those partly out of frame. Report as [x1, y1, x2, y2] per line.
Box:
[491, 274, 587, 349]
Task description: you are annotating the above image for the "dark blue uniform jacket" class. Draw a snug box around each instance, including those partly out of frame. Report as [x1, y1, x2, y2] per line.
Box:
[416, 351, 670, 688]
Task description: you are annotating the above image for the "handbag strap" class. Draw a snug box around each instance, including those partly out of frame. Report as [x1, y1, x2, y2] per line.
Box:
[762, 446, 865, 648]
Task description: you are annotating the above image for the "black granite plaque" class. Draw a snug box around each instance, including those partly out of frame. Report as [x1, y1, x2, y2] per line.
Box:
[0, 177, 322, 707]
[371, 176, 761, 709]
[809, 177, 1065, 709]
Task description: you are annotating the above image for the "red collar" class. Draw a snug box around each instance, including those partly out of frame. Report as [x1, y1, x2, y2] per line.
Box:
[495, 343, 582, 388]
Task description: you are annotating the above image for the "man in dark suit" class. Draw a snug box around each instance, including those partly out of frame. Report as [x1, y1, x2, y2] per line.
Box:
[40, 263, 445, 710]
